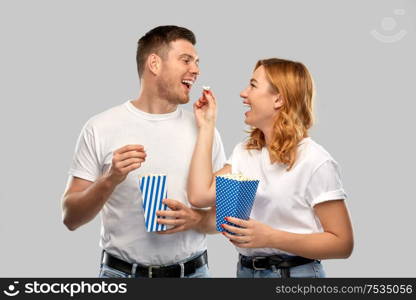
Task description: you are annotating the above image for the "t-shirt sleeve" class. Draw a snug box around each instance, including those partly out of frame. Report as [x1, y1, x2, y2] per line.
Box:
[68, 123, 101, 182]
[305, 159, 347, 207]
[212, 128, 227, 172]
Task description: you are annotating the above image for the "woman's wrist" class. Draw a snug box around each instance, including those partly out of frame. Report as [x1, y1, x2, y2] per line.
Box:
[199, 122, 216, 131]
[267, 227, 283, 249]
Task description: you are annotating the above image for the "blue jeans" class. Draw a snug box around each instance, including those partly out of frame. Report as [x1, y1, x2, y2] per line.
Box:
[99, 252, 210, 278]
[236, 257, 326, 278]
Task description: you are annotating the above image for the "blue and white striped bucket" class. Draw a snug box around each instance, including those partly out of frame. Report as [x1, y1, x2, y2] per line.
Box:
[139, 174, 168, 232]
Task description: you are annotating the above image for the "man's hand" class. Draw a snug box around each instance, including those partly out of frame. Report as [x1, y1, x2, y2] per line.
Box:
[156, 199, 203, 234]
[106, 144, 146, 185]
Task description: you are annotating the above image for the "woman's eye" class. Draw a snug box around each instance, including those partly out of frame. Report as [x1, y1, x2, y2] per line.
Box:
[250, 83, 256, 88]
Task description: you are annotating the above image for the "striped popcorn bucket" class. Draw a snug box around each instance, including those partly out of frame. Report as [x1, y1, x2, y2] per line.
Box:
[215, 174, 259, 233]
[139, 174, 168, 232]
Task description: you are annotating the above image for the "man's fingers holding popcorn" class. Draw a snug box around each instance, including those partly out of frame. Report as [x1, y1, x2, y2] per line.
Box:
[117, 150, 147, 161]
[118, 157, 145, 168]
[107, 144, 146, 185]
[114, 144, 144, 155]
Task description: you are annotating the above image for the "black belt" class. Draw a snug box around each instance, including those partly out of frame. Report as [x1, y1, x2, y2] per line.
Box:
[240, 254, 315, 278]
[102, 250, 208, 278]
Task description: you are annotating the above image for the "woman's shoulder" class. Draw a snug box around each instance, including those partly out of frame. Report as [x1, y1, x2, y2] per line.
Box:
[234, 140, 262, 153]
[230, 141, 263, 160]
[230, 141, 246, 157]
[299, 138, 338, 169]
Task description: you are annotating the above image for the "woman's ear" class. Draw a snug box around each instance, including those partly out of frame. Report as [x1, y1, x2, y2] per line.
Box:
[274, 94, 284, 110]
[147, 53, 162, 76]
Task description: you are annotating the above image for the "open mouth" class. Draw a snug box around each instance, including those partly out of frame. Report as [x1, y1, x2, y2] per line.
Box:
[181, 79, 194, 92]
[243, 103, 252, 116]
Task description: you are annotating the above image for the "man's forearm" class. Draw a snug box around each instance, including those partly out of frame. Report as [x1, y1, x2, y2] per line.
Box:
[62, 175, 116, 231]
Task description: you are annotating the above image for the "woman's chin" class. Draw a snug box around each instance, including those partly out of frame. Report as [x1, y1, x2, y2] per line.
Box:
[244, 118, 253, 126]
[244, 111, 254, 126]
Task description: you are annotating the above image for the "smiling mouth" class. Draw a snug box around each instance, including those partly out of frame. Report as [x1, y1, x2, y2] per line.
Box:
[182, 79, 194, 91]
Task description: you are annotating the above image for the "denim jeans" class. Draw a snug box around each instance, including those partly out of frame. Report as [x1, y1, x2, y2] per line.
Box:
[99, 251, 210, 278]
[236, 258, 326, 278]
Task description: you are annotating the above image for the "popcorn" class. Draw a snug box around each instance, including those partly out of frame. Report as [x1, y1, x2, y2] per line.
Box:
[215, 173, 259, 233]
[139, 174, 168, 232]
[202, 85, 211, 91]
[217, 174, 254, 181]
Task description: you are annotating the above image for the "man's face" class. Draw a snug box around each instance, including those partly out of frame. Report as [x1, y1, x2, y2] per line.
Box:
[156, 39, 200, 104]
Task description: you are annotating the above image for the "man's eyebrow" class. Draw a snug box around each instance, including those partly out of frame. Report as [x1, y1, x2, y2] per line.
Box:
[179, 53, 199, 63]
[250, 78, 258, 83]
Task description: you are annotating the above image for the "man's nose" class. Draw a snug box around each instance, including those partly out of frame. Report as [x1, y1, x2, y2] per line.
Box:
[190, 62, 200, 76]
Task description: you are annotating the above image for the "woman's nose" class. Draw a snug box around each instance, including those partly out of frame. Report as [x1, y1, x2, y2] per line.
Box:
[240, 87, 248, 99]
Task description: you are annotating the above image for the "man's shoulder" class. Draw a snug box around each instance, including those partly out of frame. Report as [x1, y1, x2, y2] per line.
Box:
[84, 102, 128, 130]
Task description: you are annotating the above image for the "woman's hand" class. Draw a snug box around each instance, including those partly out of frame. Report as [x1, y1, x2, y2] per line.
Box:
[222, 217, 277, 248]
[223, 201, 354, 259]
[193, 89, 217, 129]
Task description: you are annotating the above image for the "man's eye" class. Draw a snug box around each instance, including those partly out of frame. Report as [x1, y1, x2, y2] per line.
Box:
[183, 59, 190, 64]
[250, 83, 256, 88]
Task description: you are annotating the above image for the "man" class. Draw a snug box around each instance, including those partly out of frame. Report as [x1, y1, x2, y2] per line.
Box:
[62, 25, 225, 278]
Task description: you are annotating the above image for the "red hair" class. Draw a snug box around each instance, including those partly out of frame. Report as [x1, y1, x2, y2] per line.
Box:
[246, 58, 314, 170]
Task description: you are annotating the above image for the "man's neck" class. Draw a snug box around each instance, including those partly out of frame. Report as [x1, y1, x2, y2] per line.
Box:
[131, 90, 178, 114]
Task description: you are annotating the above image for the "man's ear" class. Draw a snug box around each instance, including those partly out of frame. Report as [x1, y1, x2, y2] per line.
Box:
[147, 53, 162, 76]
[274, 94, 284, 110]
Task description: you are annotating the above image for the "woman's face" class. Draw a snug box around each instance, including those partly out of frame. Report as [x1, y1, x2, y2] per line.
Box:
[240, 65, 281, 129]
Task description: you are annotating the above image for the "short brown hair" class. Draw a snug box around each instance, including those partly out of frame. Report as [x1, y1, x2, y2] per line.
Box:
[136, 25, 196, 77]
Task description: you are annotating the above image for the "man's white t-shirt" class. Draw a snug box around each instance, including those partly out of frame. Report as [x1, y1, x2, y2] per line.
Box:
[68, 101, 226, 265]
[226, 137, 347, 257]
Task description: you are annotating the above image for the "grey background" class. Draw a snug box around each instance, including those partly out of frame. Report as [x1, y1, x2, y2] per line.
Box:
[0, 0, 415, 277]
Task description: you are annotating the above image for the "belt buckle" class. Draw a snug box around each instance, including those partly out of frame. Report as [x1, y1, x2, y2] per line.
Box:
[148, 265, 160, 278]
[252, 257, 267, 271]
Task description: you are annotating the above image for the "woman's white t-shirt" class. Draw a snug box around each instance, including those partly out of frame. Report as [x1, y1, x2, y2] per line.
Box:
[226, 137, 347, 257]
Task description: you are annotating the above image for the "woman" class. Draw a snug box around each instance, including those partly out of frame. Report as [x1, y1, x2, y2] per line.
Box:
[188, 58, 353, 278]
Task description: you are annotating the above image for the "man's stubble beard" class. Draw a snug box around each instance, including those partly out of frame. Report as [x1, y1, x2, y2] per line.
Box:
[156, 74, 190, 105]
